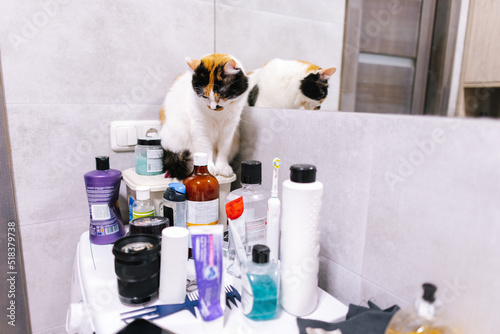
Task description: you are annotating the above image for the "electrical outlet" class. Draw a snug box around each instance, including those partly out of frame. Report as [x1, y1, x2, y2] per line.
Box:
[110, 120, 162, 152]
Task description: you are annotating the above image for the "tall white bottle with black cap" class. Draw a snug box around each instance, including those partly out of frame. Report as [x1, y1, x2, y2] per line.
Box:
[280, 164, 323, 317]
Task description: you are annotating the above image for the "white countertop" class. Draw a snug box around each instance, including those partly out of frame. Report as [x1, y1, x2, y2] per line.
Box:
[69, 232, 348, 334]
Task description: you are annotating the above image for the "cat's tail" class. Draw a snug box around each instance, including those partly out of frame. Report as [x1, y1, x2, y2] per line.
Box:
[163, 149, 193, 180]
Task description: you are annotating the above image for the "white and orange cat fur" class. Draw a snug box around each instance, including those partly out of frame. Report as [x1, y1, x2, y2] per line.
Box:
[159, 53, 249, 180]
[247, 59, 336, 110]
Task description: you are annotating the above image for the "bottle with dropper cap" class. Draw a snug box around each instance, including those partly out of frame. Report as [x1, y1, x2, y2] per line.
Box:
[385, 283, 456, 334]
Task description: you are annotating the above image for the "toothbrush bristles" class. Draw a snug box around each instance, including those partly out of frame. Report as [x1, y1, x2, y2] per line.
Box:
[273, 158, 281, 168]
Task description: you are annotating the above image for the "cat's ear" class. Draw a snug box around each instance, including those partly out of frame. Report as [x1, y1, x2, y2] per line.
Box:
[319, 67, 336, 81]
[224, 59, 241, 75]
[186, 57, 201, 72]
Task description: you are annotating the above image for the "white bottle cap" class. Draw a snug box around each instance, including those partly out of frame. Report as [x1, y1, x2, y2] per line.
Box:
[193, 152, 208, 166]
[136, 186, 150, 200]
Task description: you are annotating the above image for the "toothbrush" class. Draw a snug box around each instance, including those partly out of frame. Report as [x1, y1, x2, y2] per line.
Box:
[267, 158, 281, 263]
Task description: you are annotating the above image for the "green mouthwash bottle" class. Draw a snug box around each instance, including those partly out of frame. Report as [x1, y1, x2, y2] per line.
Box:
[242, 245, 279, 320]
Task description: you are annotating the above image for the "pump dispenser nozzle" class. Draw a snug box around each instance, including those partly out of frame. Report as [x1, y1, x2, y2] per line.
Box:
[422, 283, 437, 303]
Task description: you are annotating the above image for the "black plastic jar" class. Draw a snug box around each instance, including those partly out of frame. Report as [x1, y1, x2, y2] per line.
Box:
[112, 234, 161, 304]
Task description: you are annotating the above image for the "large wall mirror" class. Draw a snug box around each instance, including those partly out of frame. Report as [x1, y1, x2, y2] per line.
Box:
[215, 0, 498, 119]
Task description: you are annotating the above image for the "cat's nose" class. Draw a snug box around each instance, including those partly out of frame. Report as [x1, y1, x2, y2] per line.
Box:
[206, 104, 224, 111]
[210, 100, 218, 110]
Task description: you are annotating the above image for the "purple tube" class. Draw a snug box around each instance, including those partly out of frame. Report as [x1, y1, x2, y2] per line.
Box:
[190, 225, 224, 321]
[84, 156, 126, 244]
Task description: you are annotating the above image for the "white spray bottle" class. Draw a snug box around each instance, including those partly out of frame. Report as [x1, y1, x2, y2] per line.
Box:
[266, 158, 281, 263]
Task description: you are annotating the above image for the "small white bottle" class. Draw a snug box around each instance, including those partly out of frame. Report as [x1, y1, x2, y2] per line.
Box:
[280, 164, 323, 317]
[132, 186, 155, 219]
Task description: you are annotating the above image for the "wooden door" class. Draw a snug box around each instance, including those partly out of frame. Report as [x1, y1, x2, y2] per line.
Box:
[341, 0, 436, 115]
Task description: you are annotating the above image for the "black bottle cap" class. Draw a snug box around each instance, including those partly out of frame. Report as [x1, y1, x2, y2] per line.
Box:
[137, 137, 161, 146]
[241, 160, 262, 184]
[96, 156, 110, 171]
[252, 244, 270, 264]
[422, 283, 437, 303]
[290, 164, 317, 183]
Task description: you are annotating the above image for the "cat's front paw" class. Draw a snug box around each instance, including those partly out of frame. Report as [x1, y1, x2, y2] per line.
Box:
[215, 162, 234, 177]
[208, 161, 219, 176]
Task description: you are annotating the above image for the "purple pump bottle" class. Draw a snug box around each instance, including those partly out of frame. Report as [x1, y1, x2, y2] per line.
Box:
[84, 156, 126, 244]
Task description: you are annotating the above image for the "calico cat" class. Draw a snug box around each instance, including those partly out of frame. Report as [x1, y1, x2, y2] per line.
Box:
[247, 59, 336, 110]
[159, 53, 249, 180]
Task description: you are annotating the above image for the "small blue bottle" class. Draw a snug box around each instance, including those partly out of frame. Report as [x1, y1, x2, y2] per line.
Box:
[242, 245, 279, 320]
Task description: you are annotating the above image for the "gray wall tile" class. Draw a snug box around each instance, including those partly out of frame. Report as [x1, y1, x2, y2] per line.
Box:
[7, 104, 156, 226]
[20, 217, 88, 332]
[319, 255, 362, 306]
[240, 108, 373, 274]
[0, 1, 214, 105]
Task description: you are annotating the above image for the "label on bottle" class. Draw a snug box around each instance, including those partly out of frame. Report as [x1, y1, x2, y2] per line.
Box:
[163, 205, 175, 227]
[186, 199, 219, 226]
[128, 196, 134, 221]
[86, 185, 121, 236]
[132, 209, 155, 219]
[246, 217, 267, 246]
[146, 149, 163, 172]
[91, 204, 111, 220]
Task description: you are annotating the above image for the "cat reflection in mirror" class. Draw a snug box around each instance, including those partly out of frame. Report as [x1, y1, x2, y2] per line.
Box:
[247, 59, 336, 110]
[159, 53, 249, 180]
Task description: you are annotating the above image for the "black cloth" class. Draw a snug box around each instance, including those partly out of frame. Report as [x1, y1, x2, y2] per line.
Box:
[297, 301, 400, 334]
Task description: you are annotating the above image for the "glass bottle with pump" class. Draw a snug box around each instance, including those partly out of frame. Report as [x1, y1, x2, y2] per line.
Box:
[385, 283, 456, 334]
[242, 244, 279, 320]
[183, 152, 220, 227]
[225, 160, 269, 258]
[132, 186, 155, 219]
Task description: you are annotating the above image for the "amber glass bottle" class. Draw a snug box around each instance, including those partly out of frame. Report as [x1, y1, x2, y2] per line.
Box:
[183, 152, 220, 227]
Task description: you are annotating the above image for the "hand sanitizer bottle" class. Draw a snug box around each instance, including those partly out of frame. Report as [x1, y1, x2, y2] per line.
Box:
[132, 186, 155, 219]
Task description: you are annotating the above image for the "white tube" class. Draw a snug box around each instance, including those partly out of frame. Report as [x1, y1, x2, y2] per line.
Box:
[159, 227, 189, 304]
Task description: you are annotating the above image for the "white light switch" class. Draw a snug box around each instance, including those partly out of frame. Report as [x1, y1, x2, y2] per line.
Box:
[110, 120, 161, 152]
[126, 126, 137, 145]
